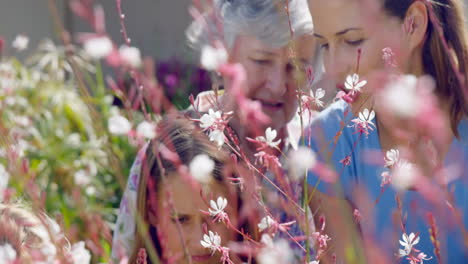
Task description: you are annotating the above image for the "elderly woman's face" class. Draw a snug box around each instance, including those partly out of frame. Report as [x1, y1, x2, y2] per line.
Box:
[227, 34, 316, 131]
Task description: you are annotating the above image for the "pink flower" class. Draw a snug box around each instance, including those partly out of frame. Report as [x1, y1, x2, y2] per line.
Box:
[340, 155, 352, 166]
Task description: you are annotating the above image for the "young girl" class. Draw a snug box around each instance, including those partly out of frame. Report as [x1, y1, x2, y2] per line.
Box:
[113, 116, 241, 264]
[305, 0, 467, 262]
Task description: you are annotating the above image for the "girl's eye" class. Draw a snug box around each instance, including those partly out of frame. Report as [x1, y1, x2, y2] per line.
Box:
[346, 39, 365, 46]
[171, 215, 190, 224]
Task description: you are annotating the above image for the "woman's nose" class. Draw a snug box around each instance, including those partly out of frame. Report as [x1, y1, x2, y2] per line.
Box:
[264, 66, 288, 98]
[324, 46, 352, 85]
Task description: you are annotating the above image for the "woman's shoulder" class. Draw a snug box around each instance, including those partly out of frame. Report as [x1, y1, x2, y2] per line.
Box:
[306, 100, 351, 139]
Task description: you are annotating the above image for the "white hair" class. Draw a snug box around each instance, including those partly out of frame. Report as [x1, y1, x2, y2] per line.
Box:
[187, 0, 314, 51]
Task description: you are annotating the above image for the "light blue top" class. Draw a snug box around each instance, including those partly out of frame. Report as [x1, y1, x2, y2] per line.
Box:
[305, 100, 468, 263]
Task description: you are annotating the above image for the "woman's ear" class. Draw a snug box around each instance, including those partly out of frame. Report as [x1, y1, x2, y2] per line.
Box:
[404, 1, 429, 51]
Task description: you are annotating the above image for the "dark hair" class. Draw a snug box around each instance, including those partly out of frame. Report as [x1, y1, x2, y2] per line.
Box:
[383, 0, 468, 135]
[129, 114, 231, 263]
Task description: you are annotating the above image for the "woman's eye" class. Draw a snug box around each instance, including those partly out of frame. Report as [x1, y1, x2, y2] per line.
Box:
[251, 58, 271, 65]
[320, 43, 329, 50]
[346, 39, 365, 46]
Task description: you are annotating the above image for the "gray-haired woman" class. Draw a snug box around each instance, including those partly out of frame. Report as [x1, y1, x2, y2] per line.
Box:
[112, 0, 318, 263]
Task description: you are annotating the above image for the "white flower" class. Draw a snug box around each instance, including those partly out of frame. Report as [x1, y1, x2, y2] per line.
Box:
[200, 45, 228, 71]
[200, 231, 221, 252]
[136, 121, 156, 139]
[288, 146, 317, 180]
[74, 169, 91, 186]
[398, 232, 420, 257]
[309, 261, 320, 264]
[392, 160, 417, 191]
[0, 243, 17, 262]
[189, 154, 215, 184]
[258, 216, 275, 232]
[208, 197, 228, 217]
[70, 241, 91, 264]
[66, 133, 81, 148]
[199, 109, 222, 129]
[382, 75, 420, 118]
[119, 45, 142, 68]
[0, 163, 10, 192]
[256, 127, 281, 148]
[310, 88, 325, 108]
[209, 129, 225, 147]
[257, 235, 293, 264]
[108, 114, 132, 135]
[359, 108, 375, 124]
[12, 35, 29, 51]
[385, 149, 400, 168]
[417, 252, 433, 263]
[344, 73, 367, 93]
[83, 36, 113, 59]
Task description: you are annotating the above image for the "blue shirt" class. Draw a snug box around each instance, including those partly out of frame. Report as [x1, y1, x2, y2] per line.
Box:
[305, 100, 468, 263]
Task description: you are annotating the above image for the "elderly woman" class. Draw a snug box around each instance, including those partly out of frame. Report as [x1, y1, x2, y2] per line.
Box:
[112, 0, 318, 262]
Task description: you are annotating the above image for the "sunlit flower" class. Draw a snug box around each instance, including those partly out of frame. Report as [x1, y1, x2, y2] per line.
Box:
[198, 109, 229, 148]
[349, 108, 376, 137]
[70, 241, 91, 264]
[256, 127, 281, 148]
[385, 149, 400, 167]
[201, 45, 228, 71]
[189, 154, 215, 184]
[0, 243, 17, 262]
[12, 34, 29, 51]
[310, 88, 325, 108]
[200, 231, 221, 253]
[108, 114, 132, 135]
[84, 36, 113, 59]
[119, 45, 142, 68]
[258, 216, 276, 232]
[136, 121, 156, 139]
[208, 196, 228, 221]
[74, 169, 91, 186]
[398, 232, 420, 257]
[344, 73, 367, 94]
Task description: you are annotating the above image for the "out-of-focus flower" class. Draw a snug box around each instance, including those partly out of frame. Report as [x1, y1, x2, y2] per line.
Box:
[0, 164, 10, 196]
[201, 45, 228, 71]
[189, 154, 215, 184]
[416, 252, 432, 263]
[382, 74, 421, 118]
[83, 36, 113, 59]
[257, 234, 293, 264]
[344, 73, 367, 94]
[12, 35, 29, 51]
[136, 121, 156, 139]
[200, 45, 228, 71]
[70, 241, 91, 264]
[382, 47, 397, 68]
[392, 160, 417, 191]
[119, 45, 142, 68]
[200, 231, 221, 253]
[385, 149, 400, 168]
[0, 243, 17, 262]
[258, 216, 275, 232]
[256, 127, 281, 149]
[108, 114, 132, 135]
[288, 146, 317, 180]
[74, 169, 91, 186]
[200, 109, 221, 129]
[398, 232, 420, 257]
[66, 133, 81, 148]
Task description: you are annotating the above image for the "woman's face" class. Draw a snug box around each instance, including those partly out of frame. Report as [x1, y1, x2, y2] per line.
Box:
[309, 0, 410, 89]
[226, 34, 316, 131]
[151, 173, 238, 264]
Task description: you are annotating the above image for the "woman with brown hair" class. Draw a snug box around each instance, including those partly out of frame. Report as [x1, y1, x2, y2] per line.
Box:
[305, 0, 467, 262]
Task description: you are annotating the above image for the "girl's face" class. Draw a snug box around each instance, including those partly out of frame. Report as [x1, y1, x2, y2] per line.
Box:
[226, 34, 316, 131]
[309, 0, 410, 89]
[151, 173, 238, 264]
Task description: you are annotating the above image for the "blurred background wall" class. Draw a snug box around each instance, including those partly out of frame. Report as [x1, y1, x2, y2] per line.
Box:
[0, 0, 195, 62]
